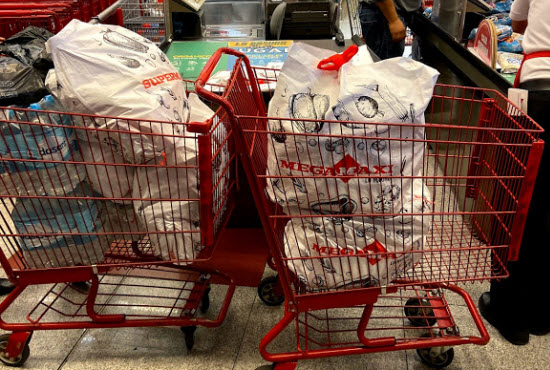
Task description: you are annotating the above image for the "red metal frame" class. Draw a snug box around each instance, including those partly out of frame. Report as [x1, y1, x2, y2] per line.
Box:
[0, 81, 238, 361]
[0, 2, 74, 27]
[195, 49, 544, 368]
[0, 9, 62, 38]
[0, 0, 89, 21]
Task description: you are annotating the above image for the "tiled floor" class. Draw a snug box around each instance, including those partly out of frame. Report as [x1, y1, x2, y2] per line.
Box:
[2, 264, 550, 370]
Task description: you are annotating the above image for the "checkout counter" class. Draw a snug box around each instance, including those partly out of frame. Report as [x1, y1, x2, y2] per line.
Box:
[410, 0, 514, 94]
[161, 0, 372, 227]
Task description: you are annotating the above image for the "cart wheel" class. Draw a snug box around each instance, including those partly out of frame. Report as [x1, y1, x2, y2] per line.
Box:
[0, 334, 30, 367]
[181, 326, 197, 351]
[405, 298, 436, 327]
[417, 345, 454, 368]
[258, 276, 284, 306]
[200, 287, 211, 314]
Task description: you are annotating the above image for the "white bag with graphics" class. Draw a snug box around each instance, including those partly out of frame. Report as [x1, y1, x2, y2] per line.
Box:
[46, 19, 189, 164]
[80, 140, 134, 203]
[134, 94, 230, 263]
[283, 180, 433, 290]
[266, 43, 439, 288]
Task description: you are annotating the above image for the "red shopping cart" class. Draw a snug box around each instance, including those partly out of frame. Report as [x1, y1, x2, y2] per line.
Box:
[0, 79, 237, 366]
[118, 0, 165, 45]
[195, 49, 544, 369]
[0, 3, 74, 27]
[0, 9, 62, 38]
[0, 0, 87, 22]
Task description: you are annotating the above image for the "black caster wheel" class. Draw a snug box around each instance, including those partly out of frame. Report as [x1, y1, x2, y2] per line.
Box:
[405, 297, 436, 327]
[0, 334, 30, 367]
[181, 326, 197, 351]
[200, 287, 211, 314]
[417, 345, 454, 368]
[258, 276, 284, 306]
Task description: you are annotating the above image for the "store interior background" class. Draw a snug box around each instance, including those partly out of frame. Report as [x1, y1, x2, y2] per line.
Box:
[2, 1, 549, 369]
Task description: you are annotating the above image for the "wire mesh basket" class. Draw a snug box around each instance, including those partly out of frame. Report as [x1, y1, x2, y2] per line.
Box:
[119, 0, 165, 45]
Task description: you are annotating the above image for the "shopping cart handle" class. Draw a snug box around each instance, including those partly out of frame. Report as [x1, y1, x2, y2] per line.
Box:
[194, 47, 267, 133]
[196, 47, 250, 88]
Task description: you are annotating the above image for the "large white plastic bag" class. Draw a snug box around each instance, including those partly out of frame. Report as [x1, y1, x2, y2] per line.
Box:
[46, 19, 189, 164]
[134, 94, 229, 263]
[80, 140, 134, 203]
[267, 53, 439, 218]
[283, 179, 432, 290]
[266, 45, 439, 289]
[133, 142, 200, 262]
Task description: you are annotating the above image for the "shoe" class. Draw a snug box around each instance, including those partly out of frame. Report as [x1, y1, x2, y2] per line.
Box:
[0, 278, 15, 295]
[530, 326, 550, 336]
[478, 292, 529, 345]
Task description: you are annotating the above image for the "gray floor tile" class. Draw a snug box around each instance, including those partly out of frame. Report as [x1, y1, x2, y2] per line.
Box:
[60, 285, 256, 370]
[233, 298, 407, 370]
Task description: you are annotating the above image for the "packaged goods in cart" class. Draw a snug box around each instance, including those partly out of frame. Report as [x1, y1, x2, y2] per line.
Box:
[10, 182, 107, 269]
[46, 19, 189, 164]
[266, 43, 439, 289]
[283, 189, 431, 290]
[134, 93, 230, 262]
[0, 95, 86, 196]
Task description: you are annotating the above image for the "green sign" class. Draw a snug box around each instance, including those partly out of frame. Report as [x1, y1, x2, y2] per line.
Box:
[166, 41, 229, 82]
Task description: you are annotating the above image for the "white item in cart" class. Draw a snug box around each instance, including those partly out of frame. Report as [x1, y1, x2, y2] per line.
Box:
[80, 140, 134, 204]
[11, 182, 107, 268]
[99, 200, 144, 242]
[133, 138, 201, 262]
[265, 44, 438, 288]
[134, 94, 230, 263]
[283, 180, 432, 290]
[46, 19, 189, 164]
[0, 95, 86, 196]
[266, 44, 439, 218]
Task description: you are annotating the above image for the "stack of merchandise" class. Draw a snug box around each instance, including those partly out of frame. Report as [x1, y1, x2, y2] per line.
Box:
[468, 0, 523, 74]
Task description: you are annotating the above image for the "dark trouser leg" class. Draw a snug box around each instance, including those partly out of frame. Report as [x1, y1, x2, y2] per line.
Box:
[518, 90, 550, 327]
[487, 89, 550, 333]
[359, 4, 406, 60]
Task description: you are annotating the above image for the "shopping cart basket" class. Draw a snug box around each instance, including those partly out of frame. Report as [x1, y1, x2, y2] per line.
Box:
[119, 0, 164, 45]
[0, 0, 91, 22]
[341, 0, 362, 42]
[0, 9, 62, 38]
[0, 3, 73, 28]
[0, 80, 237, 366]
[195, 48, 544, 369]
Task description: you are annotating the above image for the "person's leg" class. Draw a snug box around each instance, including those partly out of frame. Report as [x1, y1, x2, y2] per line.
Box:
[520, 90, 550, 334]
[359, 3, 404, 60]
[479, 88, 550, 344]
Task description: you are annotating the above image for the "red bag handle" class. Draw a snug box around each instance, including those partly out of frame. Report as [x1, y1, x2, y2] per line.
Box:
[317, 45, 359, 71]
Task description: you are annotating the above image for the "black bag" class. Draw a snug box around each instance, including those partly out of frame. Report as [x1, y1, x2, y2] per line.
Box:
[0, 26, 54, 78]
[0, 56, 48, 107]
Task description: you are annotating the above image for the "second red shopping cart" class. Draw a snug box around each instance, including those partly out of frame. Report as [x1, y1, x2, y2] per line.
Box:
[195, 48, 544, 369]
[0, 78, 238, 366]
